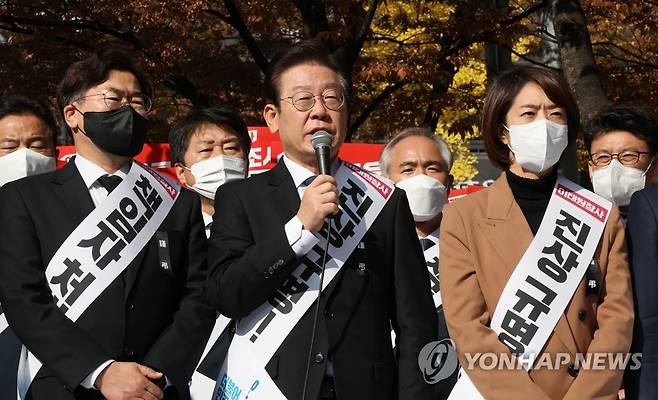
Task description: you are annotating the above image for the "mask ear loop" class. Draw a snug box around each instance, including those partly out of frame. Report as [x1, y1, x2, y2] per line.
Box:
[643, 158, 655, 176]
[501, 124, 517, 161]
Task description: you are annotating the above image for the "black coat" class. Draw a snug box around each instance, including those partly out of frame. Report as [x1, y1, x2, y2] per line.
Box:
[626, 184, 658, 400]
[207, 161, 438, 400]
[0, 160, 216, 400]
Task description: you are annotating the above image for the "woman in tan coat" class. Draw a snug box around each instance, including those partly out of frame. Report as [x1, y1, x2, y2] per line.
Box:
[440, 66, 633, 400]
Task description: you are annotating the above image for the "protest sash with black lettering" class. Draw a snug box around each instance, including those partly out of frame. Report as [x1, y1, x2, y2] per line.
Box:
[15, 162, 180, 399]
[213, 162, 394, 400]
[448, 177, 612, 399]
[424, 233, 442, 309]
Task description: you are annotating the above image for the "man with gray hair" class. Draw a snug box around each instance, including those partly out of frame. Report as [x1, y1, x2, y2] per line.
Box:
[380, 127, 458, 400]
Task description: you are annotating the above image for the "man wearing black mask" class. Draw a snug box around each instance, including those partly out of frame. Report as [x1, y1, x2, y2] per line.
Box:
[0, 50, 215, 400]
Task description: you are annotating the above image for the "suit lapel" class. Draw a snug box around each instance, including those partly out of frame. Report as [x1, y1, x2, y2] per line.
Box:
[267, 161, 302, 225]
[50, 160, 95, 228]
[483, 172, 578, 355]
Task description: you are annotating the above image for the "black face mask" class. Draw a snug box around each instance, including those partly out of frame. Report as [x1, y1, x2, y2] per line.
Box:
[81, 106, 149, 157]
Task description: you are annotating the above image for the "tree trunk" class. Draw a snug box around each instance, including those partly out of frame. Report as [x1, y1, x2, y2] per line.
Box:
[550, 0, 610, 124]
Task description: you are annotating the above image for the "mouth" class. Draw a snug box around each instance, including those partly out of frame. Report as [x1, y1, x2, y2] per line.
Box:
[306, 128, 334, 137]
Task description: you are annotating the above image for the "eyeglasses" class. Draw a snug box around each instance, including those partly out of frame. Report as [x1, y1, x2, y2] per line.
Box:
[280, 89, 345, 112]
[590, 150, 653, 167]
[74, 90, 152, 114]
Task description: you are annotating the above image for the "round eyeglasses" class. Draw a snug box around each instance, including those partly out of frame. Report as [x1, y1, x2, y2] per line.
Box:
[74, 90, 152, 115]
[280, 89, 345, 112]
[589, 150, 653, 167]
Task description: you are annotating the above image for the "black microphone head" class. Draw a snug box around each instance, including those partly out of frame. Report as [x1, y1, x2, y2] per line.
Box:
[311, 130, 332, 150]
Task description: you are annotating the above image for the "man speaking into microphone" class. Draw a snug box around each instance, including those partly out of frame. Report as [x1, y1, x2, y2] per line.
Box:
[206, 41, 437, 400]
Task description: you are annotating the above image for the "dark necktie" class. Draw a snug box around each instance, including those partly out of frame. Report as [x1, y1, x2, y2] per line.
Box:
[97, 175, 123, 194]
[300, 175, 316, 188]
[419, 238, 436, 251]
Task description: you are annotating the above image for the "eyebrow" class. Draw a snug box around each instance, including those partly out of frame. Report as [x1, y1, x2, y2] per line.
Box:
[519, 103, 561, 109]
[103, 87, 144, 95]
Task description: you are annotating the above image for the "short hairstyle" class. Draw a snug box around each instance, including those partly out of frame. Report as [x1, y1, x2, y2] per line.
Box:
[264, 40, 351, 108]
[0, 95, 58, 144]
[481, 65, 580, 170]
[584, 105, 658, 155]
[57, 48, 152, 112]
[379, 127, 453, 177]
[169, 106, 251, 165]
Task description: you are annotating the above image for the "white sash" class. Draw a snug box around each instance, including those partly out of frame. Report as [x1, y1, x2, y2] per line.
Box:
[16, 162, 180, 399]
[189, 315, 232, 399]
[213, 162, 394, 400]
[448, 177, 611, 399]
[424, 235, 442, 309]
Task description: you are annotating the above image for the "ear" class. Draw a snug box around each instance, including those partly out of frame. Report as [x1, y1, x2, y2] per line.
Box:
[587, 162, 594, 180]
[174, 162, 189, 186]
[263, 103, 280, 134]
[499, 127, 510, 145]
[63, 104, 80, 131]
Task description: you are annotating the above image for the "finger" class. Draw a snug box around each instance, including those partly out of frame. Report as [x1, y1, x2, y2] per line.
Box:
[136, 364, 163, 380]
[143, 380, 164, 400]
[318, 191, 339, 204]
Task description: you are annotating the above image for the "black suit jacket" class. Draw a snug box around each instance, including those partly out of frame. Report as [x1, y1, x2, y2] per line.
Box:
[626, 184, 658, 400]
[0, 160, 216, 400]
[207, 161, 437, 400]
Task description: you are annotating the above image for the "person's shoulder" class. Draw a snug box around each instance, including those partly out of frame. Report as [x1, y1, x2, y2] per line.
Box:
[633, 183, 658, 203]
[0, 168, 58, 196]
[445, 184, 492, 216]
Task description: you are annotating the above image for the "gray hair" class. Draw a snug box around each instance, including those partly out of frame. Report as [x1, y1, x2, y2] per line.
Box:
[379, 127, 453, 177]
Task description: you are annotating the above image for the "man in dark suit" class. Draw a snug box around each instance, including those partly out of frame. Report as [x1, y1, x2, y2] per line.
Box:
[207, 41, 437, 400]
[0, 50, 215, 400]
[627, 183, 658, 400]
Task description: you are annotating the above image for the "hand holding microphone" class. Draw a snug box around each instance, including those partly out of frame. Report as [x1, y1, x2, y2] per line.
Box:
[296, 131, 339, 232]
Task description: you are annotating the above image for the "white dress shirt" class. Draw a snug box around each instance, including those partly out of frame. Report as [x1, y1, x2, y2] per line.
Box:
[202, 211, 213, 239]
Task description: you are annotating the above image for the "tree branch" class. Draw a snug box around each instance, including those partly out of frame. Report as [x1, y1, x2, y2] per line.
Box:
[348, 79, 408, 138]
[212, 1, 270, 73]
[0, 14, 145, 49]
[444, 0, 546, 57]
[499, 44, 560, 69]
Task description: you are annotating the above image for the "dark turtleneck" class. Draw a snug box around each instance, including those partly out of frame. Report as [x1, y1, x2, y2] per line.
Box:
[506, 169, 558, 235]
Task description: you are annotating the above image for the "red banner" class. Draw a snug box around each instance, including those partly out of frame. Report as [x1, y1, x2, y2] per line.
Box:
[57, 126, 481, 200]
[57, 127, 385, 181]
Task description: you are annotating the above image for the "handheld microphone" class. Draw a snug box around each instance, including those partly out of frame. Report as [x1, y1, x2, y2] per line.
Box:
[311, 130, 332, 176]
[302, 130, 334, 400]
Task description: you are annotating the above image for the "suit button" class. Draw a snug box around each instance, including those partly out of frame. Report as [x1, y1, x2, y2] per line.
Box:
[126, 302, 135, 311]
[578, 309, 587, 321]
[124, 348, 135, 357]
[275, 259, 284, 267]
[263, 271, 271, 279]
[324, 310, 334, 319]
[314, 352, 324, 363]
[567, 364, 579, 377]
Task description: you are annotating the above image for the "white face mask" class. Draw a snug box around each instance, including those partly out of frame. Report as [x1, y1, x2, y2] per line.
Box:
[0, 147, 56, 186]
[506, 119, 569, 174]
[396, 174, 448, 222]
[186, 155, 246, 200]
[591, 159, 650, 206]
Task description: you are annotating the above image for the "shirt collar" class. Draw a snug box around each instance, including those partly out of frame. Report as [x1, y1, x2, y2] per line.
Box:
[202, 211, 213, 228]
[74, 154, 131, 190]
[282, 155, 341, 188]
[419, 228, 439, 244]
